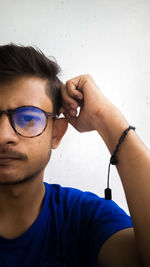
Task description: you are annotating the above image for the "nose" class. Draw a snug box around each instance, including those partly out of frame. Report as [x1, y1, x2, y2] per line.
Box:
[0, 114, 19, 144]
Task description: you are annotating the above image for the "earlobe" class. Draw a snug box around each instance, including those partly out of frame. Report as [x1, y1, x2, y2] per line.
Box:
[51, 118, 68, 149]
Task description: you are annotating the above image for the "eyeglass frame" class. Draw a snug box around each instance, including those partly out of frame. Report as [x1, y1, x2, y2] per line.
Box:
[0, 105, 57, 138]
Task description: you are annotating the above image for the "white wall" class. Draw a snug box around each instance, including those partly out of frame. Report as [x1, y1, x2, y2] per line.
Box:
[0, 0, 150, 214]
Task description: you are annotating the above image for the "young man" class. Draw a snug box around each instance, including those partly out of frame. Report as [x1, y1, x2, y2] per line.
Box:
[0, 43, 149, 267]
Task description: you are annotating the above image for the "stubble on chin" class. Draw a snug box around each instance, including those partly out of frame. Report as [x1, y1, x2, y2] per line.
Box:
[0, 148, 52, 186]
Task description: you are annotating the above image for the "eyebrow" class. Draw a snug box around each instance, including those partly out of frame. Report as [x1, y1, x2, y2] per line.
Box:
[0, 105, 41, 112]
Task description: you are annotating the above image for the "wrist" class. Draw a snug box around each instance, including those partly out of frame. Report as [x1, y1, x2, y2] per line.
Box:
[95, 102, 129, 154]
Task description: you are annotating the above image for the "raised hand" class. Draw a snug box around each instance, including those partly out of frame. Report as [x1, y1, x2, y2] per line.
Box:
[60, 74, 113, 133]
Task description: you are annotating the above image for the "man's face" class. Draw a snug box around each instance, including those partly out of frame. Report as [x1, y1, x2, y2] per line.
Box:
[0, 76, 60, 185]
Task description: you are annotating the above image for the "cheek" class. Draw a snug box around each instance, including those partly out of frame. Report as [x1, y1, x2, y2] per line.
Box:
[33, 137, 52, 154]
[33, 134, 53, 159]
[25, 126, 53, 162]
[26, 138, 52, 169]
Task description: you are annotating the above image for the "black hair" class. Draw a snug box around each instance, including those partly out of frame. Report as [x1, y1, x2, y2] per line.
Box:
[0, 43, 62, 114]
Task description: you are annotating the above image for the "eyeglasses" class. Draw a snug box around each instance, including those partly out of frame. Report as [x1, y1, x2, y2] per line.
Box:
[0, 106, 56, 138]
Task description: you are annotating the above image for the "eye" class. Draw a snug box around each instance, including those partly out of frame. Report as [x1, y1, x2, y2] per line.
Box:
[24, 115, 34, 122]
[22, 115, 41, 124]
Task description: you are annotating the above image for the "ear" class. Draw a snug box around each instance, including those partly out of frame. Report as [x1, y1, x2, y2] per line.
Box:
[51, 118, 68, 149]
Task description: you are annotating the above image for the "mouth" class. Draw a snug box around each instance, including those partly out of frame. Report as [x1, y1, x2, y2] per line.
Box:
[0, 158, 19, 165]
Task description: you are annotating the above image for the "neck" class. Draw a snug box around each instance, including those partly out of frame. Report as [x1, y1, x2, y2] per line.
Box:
[0, 175, 45, 239]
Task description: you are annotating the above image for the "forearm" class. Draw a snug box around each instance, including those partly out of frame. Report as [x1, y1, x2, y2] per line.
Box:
[96, 103, 150, 266]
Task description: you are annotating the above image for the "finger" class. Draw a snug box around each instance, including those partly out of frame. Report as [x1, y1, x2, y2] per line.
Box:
[63, 111, 78, 129]
[59, 107, 65, 114]
[66, 80, 83, 100]
[69, 109, 78, 117]
[61, 84, 79, 108]
[63, 108, 77, 118]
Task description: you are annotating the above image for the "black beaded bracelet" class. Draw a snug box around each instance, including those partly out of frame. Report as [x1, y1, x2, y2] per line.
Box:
[105, 126, 136, 200]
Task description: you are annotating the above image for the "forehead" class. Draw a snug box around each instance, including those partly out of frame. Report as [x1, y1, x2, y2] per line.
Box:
[0, 76, 53, 111]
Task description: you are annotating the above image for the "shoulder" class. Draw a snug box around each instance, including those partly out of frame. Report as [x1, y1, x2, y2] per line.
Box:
[98, 227, 140, 266]
[44, 181, 132, 232]
[44, 181, 122, 212]
[44, 182, 135, 265]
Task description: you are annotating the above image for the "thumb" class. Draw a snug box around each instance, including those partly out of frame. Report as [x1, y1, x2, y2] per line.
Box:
[63, 111, 79, 131]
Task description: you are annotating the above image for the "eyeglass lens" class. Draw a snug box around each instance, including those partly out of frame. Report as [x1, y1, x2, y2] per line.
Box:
[12, 107, 47, 137]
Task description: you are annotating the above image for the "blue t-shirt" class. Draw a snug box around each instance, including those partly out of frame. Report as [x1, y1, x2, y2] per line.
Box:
[0, 182, 132, 267]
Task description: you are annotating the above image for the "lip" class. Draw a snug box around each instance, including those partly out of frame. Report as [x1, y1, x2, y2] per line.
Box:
[0, 154, 19, 159]
[0, 158, 19, 165]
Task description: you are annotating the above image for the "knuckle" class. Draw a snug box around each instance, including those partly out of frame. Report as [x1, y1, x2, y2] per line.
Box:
[83, 74, 92, 79]
[66, 80, 72, 87]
